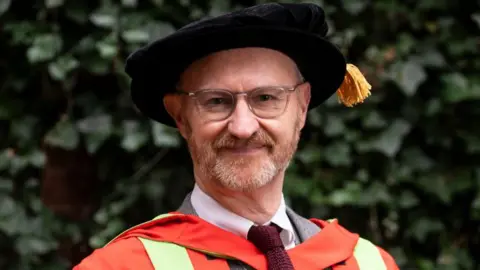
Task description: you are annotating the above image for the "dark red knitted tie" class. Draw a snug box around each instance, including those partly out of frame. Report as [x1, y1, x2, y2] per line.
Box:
[247, 224, 294, 270]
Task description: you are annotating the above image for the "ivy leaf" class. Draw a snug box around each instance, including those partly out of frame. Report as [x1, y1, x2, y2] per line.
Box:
[150, 0, 164, 7]
[4, 22, 37, 46]
[328, 190, 355, 206]
[471, 13, 480, 29]
[457, 131, 480, 154]
[357, 119, 411, 157]
[77, 114, 112, 135]
[0, 197, 27, 235]
[407, 218, 444, 242]
[121, 0, 137, 7]
[0, 195, 16, 217]
[442, 73, 480, 103]
[362, 110, 387, 129]
[396, 33, 416, 56]
[77, 115, 113, 153]
[90, 5, 118, 28]
[390, 60, 427, 96]
[401, 148, 434, 172]
[26, 33, 63, 63]
[398, 190, 420, 208]
[96, 34, 118, 59]
[45, 0, 64, 9]
[15, 236, 57, 256]
[307, 111, 322, 127]
[357, 182, 392, 206]
[0, 150, 10, 171]
[413, 50, 446, 68]
[84, 134, 106, 154]
[44, 119, 79, 150]
[323, 114, 346, 137]
[425, 98, 442, 116]
[47, 55, 79, 81]
[27, 150, 45, 168]
[472, 193, 480, 219]
[84, 57, 110, 75]
[93, 208, 109, 225]
[151, 122, 180, 148]
[121, 120, 148, 152]
[328, 182, 362, 206]
[342, 0, 368, 15]
[296, 146, 322, 165]
[122, 29, 150, 44]
[72, 36, 96, 54]
[11, 115, 38, 147]
[0, 0, 11, 15]
[209, 0, 230, 16]
[145, 21, 175, 40]
[65, 2, 89, 24]
[9, 155, 29, 176]
[323, 141, 351, 166]
[417, 174, 452, 203]
[0, 178, 13, 193]
[89, 219, 124, 248]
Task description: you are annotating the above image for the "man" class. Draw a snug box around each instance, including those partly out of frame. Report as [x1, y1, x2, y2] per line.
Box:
[74, 2, 398, 270]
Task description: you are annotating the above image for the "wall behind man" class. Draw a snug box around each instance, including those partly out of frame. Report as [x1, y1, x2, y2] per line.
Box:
[0, 0, 479, 269]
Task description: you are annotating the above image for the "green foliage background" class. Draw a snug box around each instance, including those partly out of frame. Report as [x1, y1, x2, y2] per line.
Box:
[1, 0, 479, 269]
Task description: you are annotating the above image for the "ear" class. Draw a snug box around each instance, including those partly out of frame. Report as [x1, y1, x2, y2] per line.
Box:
[297, 82, 311, 129]
[163, 94, 188, 139]
[299, 82, 311, 113]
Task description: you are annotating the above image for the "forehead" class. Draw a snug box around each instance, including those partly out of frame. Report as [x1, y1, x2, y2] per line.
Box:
[178, 47, 300, 91]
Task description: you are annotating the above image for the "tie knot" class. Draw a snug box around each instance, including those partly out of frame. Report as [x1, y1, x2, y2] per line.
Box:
[247, 224, 284, 253]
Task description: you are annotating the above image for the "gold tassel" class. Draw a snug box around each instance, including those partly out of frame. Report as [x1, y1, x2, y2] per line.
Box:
[336, 63, 372, 107]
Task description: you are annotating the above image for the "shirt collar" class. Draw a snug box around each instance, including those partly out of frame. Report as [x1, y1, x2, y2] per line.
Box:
[190, 184, 296, 248]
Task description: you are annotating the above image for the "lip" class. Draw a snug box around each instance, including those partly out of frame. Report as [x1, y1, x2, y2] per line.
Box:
[222, 146, 265, 155]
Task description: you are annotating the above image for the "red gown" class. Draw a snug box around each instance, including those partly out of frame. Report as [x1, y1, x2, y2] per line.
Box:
[74, 212, 399, 270]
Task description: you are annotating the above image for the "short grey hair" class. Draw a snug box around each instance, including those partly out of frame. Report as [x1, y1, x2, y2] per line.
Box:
[295, 65, 305, 83]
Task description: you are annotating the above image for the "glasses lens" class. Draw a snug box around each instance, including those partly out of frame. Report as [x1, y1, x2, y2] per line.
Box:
[195, 90, 234, 120]
[249, 87, 288, 118]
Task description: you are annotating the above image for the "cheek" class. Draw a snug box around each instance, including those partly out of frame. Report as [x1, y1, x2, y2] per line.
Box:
[259, 115, 299, 142]
[190, 120, 227, 144]
[183, 104, 221, 140]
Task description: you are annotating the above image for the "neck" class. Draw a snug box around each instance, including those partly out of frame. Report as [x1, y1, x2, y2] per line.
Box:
[195, 171, 285, 225]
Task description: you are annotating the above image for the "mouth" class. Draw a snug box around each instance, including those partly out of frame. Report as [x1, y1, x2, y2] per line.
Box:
[221, 146, 266, 155]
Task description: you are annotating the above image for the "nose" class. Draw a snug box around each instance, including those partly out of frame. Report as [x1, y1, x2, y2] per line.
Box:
[227, 98, 259, 139]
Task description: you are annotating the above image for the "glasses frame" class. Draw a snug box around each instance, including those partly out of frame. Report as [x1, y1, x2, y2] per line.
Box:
[176, 82, 305, 121]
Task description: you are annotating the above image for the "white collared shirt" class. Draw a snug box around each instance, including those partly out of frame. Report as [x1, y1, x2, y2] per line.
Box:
[191, 184, 296, 249]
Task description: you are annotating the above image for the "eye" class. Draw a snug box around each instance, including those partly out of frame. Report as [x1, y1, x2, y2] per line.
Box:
[258, 94, 274, 101]
[206, 97, 227, 105]
[198, 91, 233, 106]
[252, 92, 280, 102]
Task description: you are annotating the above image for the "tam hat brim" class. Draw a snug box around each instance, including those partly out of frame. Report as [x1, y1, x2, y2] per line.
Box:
[126, 4, 369, 128]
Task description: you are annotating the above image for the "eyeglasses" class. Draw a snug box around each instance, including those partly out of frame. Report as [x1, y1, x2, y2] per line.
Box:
[177, 83, 304, 122]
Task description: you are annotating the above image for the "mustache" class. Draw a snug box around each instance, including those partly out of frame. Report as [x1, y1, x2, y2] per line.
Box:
[213, 131, 275, 149]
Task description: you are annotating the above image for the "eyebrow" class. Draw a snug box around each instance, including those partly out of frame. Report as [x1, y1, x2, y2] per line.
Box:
[178, 82, 304, 92]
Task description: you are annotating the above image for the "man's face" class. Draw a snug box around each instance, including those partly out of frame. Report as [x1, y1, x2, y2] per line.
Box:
[167, 48, 310, 192]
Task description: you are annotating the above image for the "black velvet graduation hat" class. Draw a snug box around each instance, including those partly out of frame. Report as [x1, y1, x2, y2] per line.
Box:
[125, 3, 371, 127]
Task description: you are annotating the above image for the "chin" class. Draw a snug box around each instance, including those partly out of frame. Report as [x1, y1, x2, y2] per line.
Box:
[213, 161, 278, 192]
